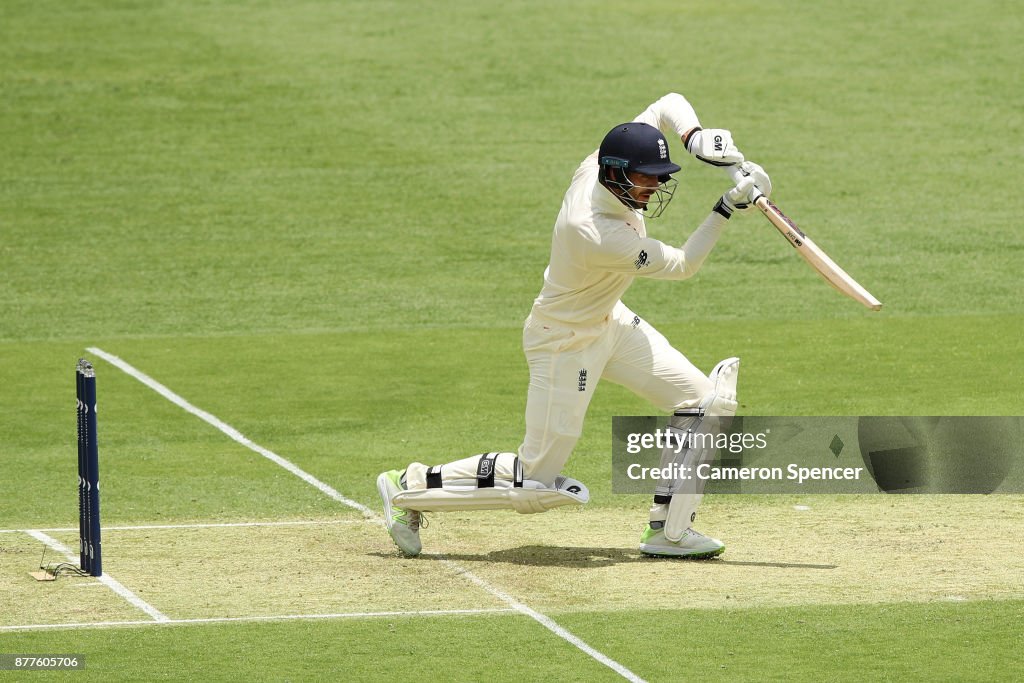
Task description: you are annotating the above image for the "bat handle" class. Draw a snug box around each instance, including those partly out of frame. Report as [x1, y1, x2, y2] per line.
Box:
[752, 188, 769, 210]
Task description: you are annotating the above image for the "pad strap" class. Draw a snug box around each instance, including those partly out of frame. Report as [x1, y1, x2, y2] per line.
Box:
[476, 453, 498, 488]
[426, 466, 443, 489]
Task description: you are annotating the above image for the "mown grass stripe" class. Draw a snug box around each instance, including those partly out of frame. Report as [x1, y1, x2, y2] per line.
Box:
[0, 608, 519, 633]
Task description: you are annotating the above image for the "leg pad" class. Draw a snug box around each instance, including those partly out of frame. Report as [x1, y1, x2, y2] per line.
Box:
[394, 475, 589, 514]
[664, 357, 740, 541]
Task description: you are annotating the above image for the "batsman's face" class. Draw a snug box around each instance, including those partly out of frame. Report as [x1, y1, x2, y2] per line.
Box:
[626, 171, 662, 207]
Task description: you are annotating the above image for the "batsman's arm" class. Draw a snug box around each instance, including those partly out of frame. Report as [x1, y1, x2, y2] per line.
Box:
[632, 93, 701, 144]
[584, 213, 729, 281]
[633, 93, 747, 169]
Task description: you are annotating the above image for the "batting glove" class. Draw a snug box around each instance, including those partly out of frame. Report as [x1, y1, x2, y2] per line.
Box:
[684, 127, 745, 167]
[714, 176, 763, 218]
[736, 160, 772, 199]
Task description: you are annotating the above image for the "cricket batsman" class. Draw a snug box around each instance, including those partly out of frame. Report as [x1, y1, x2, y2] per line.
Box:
[378, 93, 771, 558]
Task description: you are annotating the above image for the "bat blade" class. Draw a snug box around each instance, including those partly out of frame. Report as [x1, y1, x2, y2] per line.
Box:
[755, 196, 882, 311]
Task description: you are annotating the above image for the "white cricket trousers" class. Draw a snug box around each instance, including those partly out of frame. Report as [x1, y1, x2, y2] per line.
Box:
[403, 301, 713, 491]
[517, 301, 713, 486]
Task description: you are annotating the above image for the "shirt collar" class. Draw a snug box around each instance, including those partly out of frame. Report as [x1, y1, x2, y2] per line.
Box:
[592, 177, 642, 220]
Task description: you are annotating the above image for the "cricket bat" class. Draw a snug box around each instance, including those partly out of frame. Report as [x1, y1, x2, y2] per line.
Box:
[754, 194, 882, 311]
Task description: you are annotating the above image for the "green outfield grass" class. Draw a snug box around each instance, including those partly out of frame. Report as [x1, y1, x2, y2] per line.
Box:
[2, 319, 1022, 531]
[1, 601, 1021, 682]
[1, 0, 1021, 680]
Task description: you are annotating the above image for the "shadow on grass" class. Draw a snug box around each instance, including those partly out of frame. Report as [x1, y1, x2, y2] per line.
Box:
[370, 546, 837, 569]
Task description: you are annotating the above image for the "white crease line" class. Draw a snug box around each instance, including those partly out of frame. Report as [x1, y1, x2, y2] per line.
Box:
[2, 519, 363, 534]
[91, 346, 646, 683]
[23, 530, 169, 623]
[0, 608, 517, 633]
[450, 563, 645, 682]
[86, 346, 376, 519]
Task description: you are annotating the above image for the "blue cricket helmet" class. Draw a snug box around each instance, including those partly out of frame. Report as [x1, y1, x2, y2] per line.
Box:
[599, 122, 681, 179]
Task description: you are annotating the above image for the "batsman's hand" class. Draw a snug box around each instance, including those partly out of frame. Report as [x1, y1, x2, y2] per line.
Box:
[736, 160, 772, 199]
[719, 176, 763, 215]
[685, 128, 745, 167]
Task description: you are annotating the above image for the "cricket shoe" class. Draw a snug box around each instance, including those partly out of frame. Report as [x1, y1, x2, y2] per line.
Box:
[639, 522, 725, 559]
[376, 470, 426, 557]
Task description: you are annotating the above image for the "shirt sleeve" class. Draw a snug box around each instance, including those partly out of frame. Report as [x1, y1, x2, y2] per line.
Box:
[632, 93, 702, 142]
[584, 212, 729, 281]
